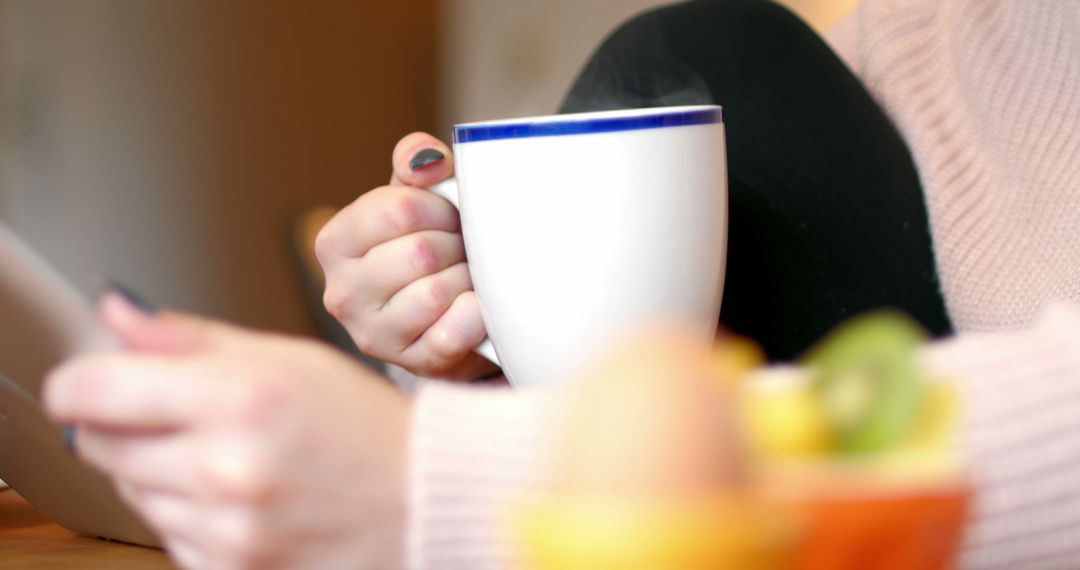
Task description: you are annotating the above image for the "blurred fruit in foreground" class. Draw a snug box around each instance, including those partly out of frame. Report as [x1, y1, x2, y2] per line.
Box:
[544, 330, 743, 497]
[517, 329, 792, 569]
[803, 311, 926, 455]
[738, 371, 960, 466]
[740, 367, 834, 459]
[734, 312, 969, 569]
[710, 334, 766, 384]
[519, 499, 791, 570]
[517, 314, 971, 570]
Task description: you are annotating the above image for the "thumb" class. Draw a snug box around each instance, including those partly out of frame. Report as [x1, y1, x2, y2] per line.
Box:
[390, 132, 455, 188]
[99, 286, 231, 354]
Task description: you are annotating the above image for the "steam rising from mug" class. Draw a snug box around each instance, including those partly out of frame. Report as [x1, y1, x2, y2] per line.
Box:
[559, 16, 713, 115]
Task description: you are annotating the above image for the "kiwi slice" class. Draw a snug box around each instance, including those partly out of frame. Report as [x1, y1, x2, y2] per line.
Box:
[803, 311, 927, 455]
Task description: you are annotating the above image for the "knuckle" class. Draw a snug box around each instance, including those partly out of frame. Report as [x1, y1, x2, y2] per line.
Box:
[198, 450, 275, 504]
[321, 283, 353, 319]
[312, 225, 337, 266]
[352, 326, 378, 356]
[409, 234, 442, 274]
[194, 383, 287, 502]
[386, 193, 426, 235]
[421, 276, 452, 311]
[229, 375, 289, 427]
[321, 286, 342, 317]
[426, 328, 468, 363]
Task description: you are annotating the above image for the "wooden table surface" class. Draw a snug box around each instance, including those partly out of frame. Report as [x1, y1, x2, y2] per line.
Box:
[0, 488, 174, 569]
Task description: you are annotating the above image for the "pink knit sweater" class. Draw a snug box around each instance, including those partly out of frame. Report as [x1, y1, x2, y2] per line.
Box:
[406, 1, 1080, 568]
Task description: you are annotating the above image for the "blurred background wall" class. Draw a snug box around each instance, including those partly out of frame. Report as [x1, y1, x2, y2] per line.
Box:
[437, 0, 857, 131]
[1, 1, 438, 334]
[0, 0, 855, 337]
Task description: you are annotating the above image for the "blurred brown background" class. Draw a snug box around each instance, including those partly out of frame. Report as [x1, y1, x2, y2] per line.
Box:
[0, 0, 855, 337]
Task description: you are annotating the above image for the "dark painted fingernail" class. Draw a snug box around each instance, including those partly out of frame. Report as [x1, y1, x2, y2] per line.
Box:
[63, 426, 77, 453]
[470, 370, 506, 384]
[409, 148, 445, 171]
[105, 280, 159, 314]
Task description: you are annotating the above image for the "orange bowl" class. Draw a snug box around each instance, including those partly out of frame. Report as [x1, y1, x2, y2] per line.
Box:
[756, 463, 972, 570]
[790, 483, 971, 569]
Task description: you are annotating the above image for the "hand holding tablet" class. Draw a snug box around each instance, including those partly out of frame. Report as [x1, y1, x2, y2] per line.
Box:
[1, 221, 412, 567]
[0, 222, 158, 546]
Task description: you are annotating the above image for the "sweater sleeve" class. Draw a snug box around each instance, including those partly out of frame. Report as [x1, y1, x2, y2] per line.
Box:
[407, 304, 1080, 569]
[406, 380, 556, 570]
[924, 302, 1080, 568]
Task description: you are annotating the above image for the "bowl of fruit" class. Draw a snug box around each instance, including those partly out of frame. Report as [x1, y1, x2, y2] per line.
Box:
[516, 312, 971, 570]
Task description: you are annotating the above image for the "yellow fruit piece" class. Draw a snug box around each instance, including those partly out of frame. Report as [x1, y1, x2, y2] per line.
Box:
[711, 337, 767, 386]
[514, 497, 794, 570]
[897, 381, 960, 455]
[741, 368, 835, 458]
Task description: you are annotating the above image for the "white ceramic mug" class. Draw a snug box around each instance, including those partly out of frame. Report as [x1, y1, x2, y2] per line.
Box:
[430, 105, 727, 388]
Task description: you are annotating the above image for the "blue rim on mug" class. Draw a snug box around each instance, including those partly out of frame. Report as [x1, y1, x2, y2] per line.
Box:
[453, 105, 723, 144]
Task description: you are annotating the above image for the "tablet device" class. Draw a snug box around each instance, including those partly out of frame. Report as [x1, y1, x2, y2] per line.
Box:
[0, 222, 159, 547]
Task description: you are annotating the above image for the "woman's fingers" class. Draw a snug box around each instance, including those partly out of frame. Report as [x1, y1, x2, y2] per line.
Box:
[119, 485, 209, 569]
[322, 230, 465, 324]
[361, 262, 474, 355]
[100, 290, 246, 354]
[118, 484, 190, 535]
[44, 353, 217, 428]
[401, 291, 495, 377]
[162, 536, 206, 570]
[45, 309, 412, 567]
[357, 230, 466, 303]
[75, 427, 198, 493]
[315, 185, 461, 265]
[313, 131, 496, 379]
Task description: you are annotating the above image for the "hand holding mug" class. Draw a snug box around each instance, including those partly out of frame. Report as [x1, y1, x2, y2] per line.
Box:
[316, 133, 499, 381]
[322, 106, 727, 388]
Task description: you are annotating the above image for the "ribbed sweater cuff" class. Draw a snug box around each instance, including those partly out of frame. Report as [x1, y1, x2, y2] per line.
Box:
[924, 303, 1080, 568]
[406, 381, 556, 570]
